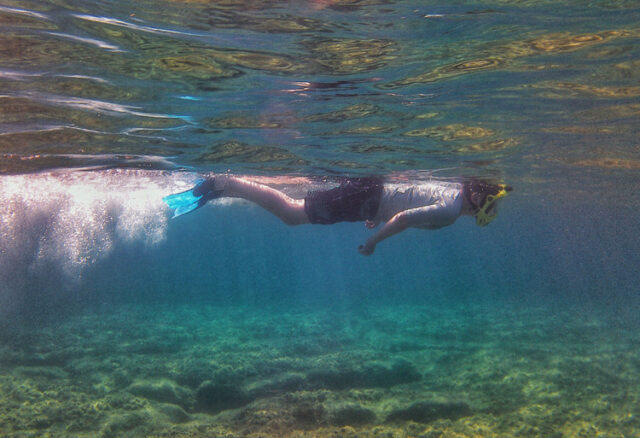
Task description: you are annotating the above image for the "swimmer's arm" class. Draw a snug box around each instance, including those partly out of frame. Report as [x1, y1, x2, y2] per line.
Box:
[358, 204, 440, 256]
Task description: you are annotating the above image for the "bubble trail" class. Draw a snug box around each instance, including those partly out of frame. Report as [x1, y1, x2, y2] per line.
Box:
[0, 169, 196, 305]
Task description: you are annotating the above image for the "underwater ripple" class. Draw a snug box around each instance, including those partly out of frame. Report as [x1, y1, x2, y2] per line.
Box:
[0, 1, 637, 184]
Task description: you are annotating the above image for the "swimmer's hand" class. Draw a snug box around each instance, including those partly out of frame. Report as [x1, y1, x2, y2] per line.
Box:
[365, 220, 378, 229]
[358, 241, 375, 256]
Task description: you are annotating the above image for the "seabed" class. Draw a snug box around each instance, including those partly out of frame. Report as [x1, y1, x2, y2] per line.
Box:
[0, 302, 638, 437]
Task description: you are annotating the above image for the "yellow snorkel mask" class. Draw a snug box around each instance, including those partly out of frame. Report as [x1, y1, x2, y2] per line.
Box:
[475, 184, 508, 227]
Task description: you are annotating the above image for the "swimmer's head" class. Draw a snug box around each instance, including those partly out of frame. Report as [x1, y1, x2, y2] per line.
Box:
[464, 180, 512, 226]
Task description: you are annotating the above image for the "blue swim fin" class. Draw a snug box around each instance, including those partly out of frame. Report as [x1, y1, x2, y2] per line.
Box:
[163, 179, 207, 218]
[163, 178, 222, 218]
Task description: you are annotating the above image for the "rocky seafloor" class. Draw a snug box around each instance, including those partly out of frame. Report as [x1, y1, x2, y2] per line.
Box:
[1, 301, 638, 437]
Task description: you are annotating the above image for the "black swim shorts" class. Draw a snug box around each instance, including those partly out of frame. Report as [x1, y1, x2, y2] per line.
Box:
[304, 177, 384, 224]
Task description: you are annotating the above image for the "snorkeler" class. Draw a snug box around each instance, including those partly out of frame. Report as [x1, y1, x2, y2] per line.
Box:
[163, 175, 511, 255]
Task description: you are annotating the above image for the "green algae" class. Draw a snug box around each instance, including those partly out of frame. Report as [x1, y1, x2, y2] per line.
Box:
[1, 303, 639, 437]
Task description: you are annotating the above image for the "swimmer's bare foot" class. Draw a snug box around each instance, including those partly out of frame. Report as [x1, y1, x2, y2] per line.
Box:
[193, 177, 224, 200]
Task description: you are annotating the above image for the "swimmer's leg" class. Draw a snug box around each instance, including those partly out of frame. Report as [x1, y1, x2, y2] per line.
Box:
[220, 176, 309, 225]
[164, 176, 309, 225]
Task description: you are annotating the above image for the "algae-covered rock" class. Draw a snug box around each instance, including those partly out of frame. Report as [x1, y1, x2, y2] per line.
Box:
[195, 381, 253, 414]
[14, 366, 69, 379]
[104, 392, 147, 411]
[386, 400, 472, 423]
[330, 404, 377, 426]
[251, 372, 307, 397]
[127, 379, 192, 409]
[101, 410, 152, 438]
[307, 359, 421, 390]
[292, 401, 326, 427]
[156, 402, 190, 423]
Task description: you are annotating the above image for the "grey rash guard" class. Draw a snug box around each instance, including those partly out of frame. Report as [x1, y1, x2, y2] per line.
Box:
[374, 181, 464, 229]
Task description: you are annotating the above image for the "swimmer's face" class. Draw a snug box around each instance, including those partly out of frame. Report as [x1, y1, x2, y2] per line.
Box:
[471, 192, 484, 208]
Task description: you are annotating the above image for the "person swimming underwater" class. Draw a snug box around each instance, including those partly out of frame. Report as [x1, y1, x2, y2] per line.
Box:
[163, 174, 512, 255]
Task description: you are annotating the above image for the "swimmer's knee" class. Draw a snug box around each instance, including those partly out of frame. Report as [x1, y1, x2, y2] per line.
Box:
[282, 200, 308, 225]
[282, 214, 308, 226]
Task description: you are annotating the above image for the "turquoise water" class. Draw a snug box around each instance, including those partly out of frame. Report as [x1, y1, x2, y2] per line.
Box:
[1, 0, 640, 436]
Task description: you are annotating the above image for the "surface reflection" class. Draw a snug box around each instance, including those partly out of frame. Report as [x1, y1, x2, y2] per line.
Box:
[0, 0, 638, 193]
